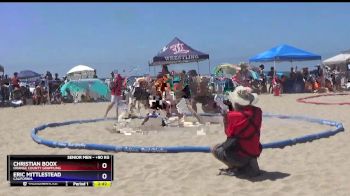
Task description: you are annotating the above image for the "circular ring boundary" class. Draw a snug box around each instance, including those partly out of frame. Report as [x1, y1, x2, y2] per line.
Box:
[31, 113, 344, 153]
[297, 93, 350, 105]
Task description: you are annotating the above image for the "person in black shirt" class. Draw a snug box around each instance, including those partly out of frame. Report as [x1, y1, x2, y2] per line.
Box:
[258, 64, 267, 93]
[54, 73, 60, 81]
[267, 67, 276, 93]
[290, 67, 297, 80]
[46, 71, 53, 81]
[93, 69, 98, 78]
[1, 75, 10, 102]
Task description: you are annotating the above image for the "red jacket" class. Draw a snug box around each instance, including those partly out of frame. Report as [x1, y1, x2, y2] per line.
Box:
[225, 106, 262, 157]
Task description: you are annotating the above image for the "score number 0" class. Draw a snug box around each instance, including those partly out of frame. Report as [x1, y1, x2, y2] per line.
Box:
[101, 162, 108, 180]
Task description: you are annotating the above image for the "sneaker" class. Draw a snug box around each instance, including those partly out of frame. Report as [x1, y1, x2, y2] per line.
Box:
[161, 118, 167, 127]
[218, 168, 238, 176]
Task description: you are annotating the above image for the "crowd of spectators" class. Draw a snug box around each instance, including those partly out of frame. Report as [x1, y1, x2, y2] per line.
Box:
[0, 71, 63, 106]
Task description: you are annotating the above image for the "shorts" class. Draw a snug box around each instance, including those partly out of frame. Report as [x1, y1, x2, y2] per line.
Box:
[182, 85, 191, 99]
[212, 143, 250, 168]
[149, 99, 165, 110]
[111, 95, 122, 105]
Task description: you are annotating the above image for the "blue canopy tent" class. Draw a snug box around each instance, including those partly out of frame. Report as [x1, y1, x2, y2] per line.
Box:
[249, 44, 322, 68]
[250, 44, 322, 94]
[149, 37, 210, 74]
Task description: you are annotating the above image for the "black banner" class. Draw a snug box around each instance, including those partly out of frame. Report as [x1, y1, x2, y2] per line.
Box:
[9, 171, 112, 181]
[8, 155, 112, 161]
[7, 155, 114, 185]
[10, 181, 96, 187]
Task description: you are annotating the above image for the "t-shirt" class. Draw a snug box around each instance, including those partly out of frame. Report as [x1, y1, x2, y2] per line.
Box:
[11, 77, 20, 88]
[1, 78, 10, 85]
[173, 75, 180, 83]
[166, 78, 173, 91]
[111, 75, 124, 96]
[268, 70, 275, 79]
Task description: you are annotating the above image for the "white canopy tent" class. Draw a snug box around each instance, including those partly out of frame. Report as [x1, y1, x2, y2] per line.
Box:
[66, 65, 95, 80]
[323, 51, 350, 85]
[323, 53, 350, 66]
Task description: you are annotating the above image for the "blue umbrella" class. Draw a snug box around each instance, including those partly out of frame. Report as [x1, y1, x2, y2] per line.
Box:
[18, 70, 41, 79]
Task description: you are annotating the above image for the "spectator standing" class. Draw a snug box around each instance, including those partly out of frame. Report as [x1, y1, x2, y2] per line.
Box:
[267, 67, 276, 93]
[104, 72, 125, 119]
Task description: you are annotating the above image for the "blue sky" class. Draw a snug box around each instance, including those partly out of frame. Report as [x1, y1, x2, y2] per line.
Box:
[1, 3, 350, 77]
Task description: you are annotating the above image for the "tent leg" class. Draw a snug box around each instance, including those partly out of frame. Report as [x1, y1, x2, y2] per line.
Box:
[208, 59, 211, 75]
[197, 61, 199, 75]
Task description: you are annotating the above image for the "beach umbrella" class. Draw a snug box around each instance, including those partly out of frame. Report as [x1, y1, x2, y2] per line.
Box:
[214, 63, 240, 76]
[66, 65, 95, 80]
[18, 70, 41, 79]
[60, 79, 110, 100]
[67, 65, 95, 74]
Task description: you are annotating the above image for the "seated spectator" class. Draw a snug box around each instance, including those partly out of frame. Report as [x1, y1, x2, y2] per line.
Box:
[32, 84, 43, 105]
[12, 86, 22, 101]
[41, 84, 49, 104]
[62, 89, 74, 103]
[11, 72, 20, 89]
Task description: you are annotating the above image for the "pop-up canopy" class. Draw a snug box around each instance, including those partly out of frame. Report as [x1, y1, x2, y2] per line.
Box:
[249, 44, 321, 63]
[150, 37, 209, 66]
[323, 51, 350, 65]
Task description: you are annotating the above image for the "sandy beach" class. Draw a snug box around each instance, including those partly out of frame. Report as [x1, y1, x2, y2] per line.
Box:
[1, 93, 350, 196]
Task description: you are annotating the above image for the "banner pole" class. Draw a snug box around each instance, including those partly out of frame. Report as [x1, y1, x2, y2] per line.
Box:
[197, 61, 199, 75]
[148, 61, 151, 76]
[208, 59, 211, 75]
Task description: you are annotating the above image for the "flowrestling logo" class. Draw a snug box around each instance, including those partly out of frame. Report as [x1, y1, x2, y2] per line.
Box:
[162, 42, 199, 62]
[170, 43, 189, 54]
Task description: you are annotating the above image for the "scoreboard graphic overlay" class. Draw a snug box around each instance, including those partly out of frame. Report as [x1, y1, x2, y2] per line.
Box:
[7, 155, 113, 187]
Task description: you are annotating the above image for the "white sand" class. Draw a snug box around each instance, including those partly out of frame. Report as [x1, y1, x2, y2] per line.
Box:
[1, 93, 350, 196]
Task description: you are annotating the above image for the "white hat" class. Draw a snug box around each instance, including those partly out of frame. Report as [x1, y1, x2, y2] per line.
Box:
[228, 86, 259, 106]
